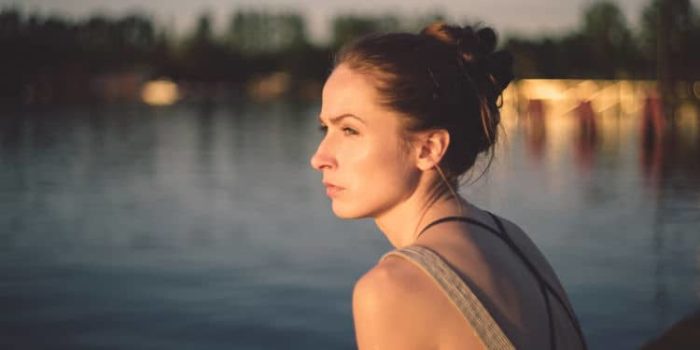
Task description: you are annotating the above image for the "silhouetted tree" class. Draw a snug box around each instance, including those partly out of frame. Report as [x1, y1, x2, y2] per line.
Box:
[579, 1, 640, 78]
[177, 12, 247, 83]
[2, 2, 698, 105]
[227, 11, 309, 54]
[330, 15, 402, 49]
[640, 0, 700, 101]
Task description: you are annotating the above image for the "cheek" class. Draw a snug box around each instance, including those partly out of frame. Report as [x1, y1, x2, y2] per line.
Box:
[336, 135, 418, 214]
[344, 136, 411, 184]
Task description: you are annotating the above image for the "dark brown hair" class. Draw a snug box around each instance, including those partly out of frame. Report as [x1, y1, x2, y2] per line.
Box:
[334, 22, 514, 183]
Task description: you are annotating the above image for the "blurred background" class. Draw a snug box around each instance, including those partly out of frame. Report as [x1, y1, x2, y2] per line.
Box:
[0, 0, 699, 349]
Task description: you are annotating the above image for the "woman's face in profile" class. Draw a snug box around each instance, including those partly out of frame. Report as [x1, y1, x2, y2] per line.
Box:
[311, 64, 421, 219]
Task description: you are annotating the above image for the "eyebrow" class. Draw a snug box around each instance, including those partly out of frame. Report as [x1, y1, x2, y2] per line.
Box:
[318, 113, 366, 125]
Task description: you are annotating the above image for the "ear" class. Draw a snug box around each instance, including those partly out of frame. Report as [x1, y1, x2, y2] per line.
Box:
[413, 129, 450, 171]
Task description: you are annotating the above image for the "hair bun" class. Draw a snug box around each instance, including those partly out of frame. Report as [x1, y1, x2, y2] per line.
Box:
[475, 28, 496, 55]
[485, 50, 514, 93]
[421, 22, 513, 94]
[420, 22, 494, 60]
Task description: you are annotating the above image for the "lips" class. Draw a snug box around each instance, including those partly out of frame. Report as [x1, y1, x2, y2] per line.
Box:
[323, 182, 344, 197]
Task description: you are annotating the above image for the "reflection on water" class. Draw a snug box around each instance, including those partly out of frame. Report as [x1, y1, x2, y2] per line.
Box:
[0, 81, 699, 349]
[573, 100, 598, 172]
[497, 80, 700, 348]
[523, 99, 547, 162]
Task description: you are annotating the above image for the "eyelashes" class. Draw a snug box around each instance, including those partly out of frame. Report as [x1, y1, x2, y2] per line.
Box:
[342, 127, 359, 136]
[317, 125, 359, 136]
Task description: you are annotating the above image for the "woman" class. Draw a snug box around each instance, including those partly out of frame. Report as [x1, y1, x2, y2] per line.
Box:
[310, 22, 587, 350]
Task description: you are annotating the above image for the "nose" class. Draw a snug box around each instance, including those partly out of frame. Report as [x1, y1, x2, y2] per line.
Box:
[310, 137, 336, 171]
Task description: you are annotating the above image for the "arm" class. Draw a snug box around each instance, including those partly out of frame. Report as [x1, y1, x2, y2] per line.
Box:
[351, 259, 435, 350]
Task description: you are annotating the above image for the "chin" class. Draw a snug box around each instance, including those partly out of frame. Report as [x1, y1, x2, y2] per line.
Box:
[331, 201, 371, 219]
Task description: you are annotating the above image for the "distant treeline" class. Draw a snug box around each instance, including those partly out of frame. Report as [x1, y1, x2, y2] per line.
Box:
[0, 0, 698, 104]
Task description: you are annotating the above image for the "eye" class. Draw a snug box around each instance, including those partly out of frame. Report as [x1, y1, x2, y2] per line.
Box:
[318, 124, 328, 134]
[342, 127, 359, 136]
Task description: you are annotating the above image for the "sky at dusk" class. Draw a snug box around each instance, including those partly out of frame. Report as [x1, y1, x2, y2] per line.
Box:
[2, 0, 698, 44]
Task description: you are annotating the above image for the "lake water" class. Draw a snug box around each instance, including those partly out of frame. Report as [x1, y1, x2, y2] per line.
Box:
[0, 98, 698, 349]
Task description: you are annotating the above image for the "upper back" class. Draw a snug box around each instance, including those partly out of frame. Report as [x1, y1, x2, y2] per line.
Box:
[361, 206, 586, 349]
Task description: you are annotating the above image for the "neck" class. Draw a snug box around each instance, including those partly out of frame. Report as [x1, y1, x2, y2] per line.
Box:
[374, 173, 466, 248]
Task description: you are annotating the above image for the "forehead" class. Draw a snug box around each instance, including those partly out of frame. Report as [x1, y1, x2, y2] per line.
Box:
[320, 64, 386, 120]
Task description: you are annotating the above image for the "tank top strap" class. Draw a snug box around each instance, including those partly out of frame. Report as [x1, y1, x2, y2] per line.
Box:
[380, 245, 515, 350]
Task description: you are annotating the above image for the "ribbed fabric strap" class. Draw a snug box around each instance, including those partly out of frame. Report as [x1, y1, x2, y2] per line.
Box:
[380, 245, 515, 350]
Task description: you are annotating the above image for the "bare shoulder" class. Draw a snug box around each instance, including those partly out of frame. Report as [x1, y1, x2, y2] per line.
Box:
[353, 255, 426, 303]
[356, 254, 423, 290]
[352, 254, 482, 349]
